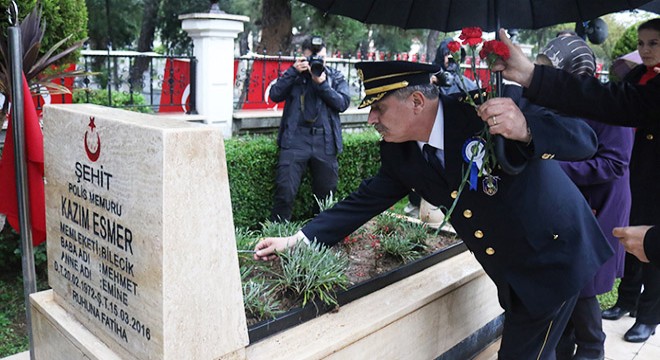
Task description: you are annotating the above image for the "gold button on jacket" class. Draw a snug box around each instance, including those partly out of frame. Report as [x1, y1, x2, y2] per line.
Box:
[463, 209, 472, 218]
[486, 247, 495, 255]
[474, 230, 484, 239]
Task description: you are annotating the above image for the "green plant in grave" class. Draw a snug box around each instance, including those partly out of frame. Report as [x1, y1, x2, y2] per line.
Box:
[372, 213, 405, 236]
[275, 242, 349, 307]
[240, 266, 282, 321]
[313, 191, 338, 213]
[398, 222, 430, 248]
[379, 233, 427, 263]
[259, 220, 307, 238]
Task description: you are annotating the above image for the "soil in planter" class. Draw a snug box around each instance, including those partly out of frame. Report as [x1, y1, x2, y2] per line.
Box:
[240, 215, 461, 327]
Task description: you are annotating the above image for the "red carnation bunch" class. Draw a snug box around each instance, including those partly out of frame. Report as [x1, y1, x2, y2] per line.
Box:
[435, 27, 510, 229]
[459, 27, 483, 46]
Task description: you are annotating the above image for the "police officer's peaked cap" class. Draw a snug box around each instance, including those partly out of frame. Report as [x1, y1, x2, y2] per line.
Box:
[355, 61, 441, 109]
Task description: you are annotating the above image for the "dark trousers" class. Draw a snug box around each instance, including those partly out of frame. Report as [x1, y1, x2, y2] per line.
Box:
[499, 291, 579, 360]
[615, 252, 660, 325]
[408, 191, 421, 207]
[556, 296, 606, 359]
[271, 129, 338, 222]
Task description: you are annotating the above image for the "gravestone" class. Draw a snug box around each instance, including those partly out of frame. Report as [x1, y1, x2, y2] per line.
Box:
[30, 104, 248, 359]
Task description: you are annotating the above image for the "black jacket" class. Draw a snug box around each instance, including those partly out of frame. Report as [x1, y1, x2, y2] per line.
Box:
[524, 64, 660, 267]
[270, 66, 351, 154]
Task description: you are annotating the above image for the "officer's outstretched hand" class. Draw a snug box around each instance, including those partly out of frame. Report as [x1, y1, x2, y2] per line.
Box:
[253, 235, 299, 261]
[614, 225, 653, 263]
[477, 97, 532, 143]
[491, 29, 535, 88]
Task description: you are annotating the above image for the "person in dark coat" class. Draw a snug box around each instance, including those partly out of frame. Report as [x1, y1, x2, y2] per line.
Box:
[484, 19, 660, 344]
[599, 19, 660, 344]
[431, 38, 479, 94]
[269, 36, 351, 222]
[536, 35, 634, 359]
[254, 61, 613, 360]
[484, 20, 660, 268]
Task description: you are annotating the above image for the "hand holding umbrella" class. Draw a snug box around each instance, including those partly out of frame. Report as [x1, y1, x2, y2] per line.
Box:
[489, 29, 536, 87]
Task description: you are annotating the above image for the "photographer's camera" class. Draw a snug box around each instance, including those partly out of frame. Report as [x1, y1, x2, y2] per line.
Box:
[306, 36, 326, 77]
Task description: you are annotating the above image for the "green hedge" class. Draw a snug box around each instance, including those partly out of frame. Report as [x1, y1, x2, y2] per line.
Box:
[72, 89, 153, 113]
[226, 130, 382, 228]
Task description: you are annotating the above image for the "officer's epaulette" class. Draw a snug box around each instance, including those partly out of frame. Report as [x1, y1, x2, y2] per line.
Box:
[456, 88, 489, 105]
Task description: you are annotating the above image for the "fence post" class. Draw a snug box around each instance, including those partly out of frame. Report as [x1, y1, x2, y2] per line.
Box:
[179, 12, 248, 138]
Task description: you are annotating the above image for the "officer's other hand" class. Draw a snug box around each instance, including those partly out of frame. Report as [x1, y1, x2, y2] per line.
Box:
[294, 57, 309, 73]
[253, 235, 298, 261]
[614, 225, 653, 263]
[477, 97, 531, 143]
[491, 29, 535, 88]
[311, 71, 327, 84]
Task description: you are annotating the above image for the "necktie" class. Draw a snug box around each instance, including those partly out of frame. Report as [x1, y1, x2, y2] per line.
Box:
[423, 144, 444, 173]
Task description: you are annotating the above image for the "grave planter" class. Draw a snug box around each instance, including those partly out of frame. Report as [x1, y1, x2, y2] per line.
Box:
[243, 250, 503, 360]
[247, 242, 468, 342]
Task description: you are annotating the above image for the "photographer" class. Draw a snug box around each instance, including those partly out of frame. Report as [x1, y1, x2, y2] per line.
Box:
[269, 36, 351, 222]
[431, 38, 478, 95]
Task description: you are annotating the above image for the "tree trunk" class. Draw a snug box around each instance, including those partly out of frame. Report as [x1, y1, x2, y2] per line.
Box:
[426, 30, 440, 64]
[130, 0, 162, 88]
[257, 0, 292, 55]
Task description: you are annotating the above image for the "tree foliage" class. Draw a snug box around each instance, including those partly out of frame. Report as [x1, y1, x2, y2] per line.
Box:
[1, 0, 87, 63]
[85, 0, 141, 49]
[371, 25, 424, 54]
[160, 0, 208, 54]
[291, 3, 367, 57]
[612, 22, 642, 61]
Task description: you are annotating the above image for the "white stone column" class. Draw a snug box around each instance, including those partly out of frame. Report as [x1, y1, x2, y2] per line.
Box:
[180, 13, 249, 138]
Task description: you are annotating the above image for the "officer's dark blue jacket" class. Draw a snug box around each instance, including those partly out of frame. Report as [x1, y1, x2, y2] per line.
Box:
[301, 87, 613, 316]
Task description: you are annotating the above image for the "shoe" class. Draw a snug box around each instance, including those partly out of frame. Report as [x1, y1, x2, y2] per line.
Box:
[601, 306, 632, 320]
[403, 203, 419, 218]
[624, 322, 657, 342]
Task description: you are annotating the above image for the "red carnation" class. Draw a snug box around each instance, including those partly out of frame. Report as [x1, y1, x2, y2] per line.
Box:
[459, 27, 483, 46]
[447, 40, 461, 53]
[479, 40, 510, 61]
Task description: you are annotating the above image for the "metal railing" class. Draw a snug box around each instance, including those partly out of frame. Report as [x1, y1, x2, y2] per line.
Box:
[233, 52, 612, 111]
[36, 50, 610, 116]
[37, 50, 197, 114]
[233, 54, 365, 110]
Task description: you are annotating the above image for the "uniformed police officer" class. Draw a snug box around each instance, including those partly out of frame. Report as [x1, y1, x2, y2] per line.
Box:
[254, 61, 613, 360]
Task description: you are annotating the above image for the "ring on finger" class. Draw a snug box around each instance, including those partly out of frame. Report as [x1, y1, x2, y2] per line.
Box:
[490, 115, 498, 126]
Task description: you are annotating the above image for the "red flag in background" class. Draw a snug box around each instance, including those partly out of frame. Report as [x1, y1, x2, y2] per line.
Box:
[0, 75, 46, 246]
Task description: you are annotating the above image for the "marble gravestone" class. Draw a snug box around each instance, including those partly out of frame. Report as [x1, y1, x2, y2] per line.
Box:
[30, 104, 248, 359]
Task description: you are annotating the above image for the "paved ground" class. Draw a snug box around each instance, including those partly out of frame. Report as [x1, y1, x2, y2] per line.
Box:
[474, 314, 660, 360]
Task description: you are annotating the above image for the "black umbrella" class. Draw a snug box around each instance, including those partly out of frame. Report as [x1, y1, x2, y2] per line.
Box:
[640, 0, 660, 14]
[300, 0, 653, 32]
[301, 0, 653, 174]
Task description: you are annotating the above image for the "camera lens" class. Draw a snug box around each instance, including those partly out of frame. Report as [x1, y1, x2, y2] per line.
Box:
[308, 55, 325, 77]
